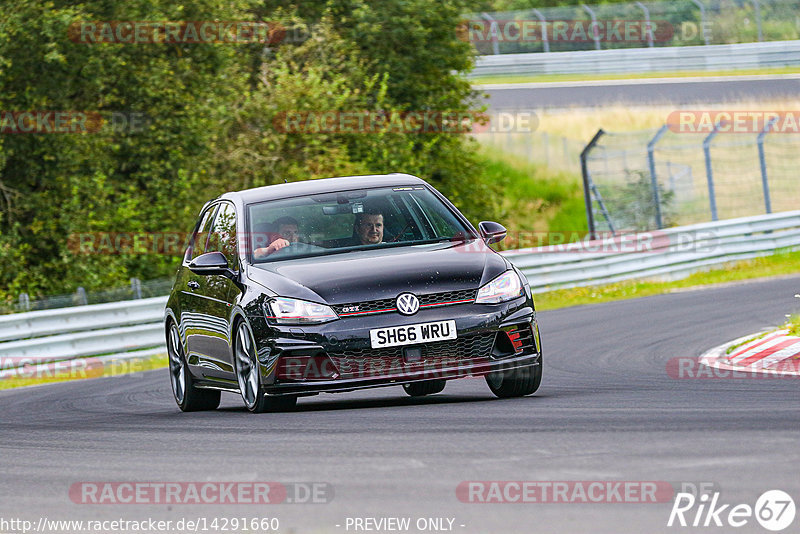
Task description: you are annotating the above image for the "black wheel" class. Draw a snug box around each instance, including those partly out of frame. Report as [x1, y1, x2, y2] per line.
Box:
[234, 320, 297, 413]
[485, 358, 542, 398]
[403, 379, 446, 397]
[167, 321, 220, 411]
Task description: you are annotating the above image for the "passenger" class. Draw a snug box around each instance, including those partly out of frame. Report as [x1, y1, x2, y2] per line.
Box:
[254, 216, 300, 258]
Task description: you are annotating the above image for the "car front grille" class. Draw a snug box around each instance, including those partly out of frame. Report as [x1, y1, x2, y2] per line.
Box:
[326, 332, 496, 379]
[333, 289, 478, 317]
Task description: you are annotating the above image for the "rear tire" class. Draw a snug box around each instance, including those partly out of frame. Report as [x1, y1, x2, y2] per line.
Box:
[403, 379, 446, 397]
[234, 320, 297, 413]
[486, 357, 542, 398]
[167, 321, 220, 412]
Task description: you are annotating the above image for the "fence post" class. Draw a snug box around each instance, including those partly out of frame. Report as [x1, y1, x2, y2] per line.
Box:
[635, 1, 655, 47]
[581, 129, 606, 240]
[752, 0, 763, 42]
[581, 4, 602, 50]
[131, 277, 142, 299]
[480, 12, 500, 55]
[757, 117, 777, 214]
[702, 122, 722, 221]
[543, 132, 550, 166]
[690, 0, 710, 45]
[19, 293, 31, 312]
[647, 125, 669, 229]
[531, 8, 550, 52]
[76, 287, 88, 306]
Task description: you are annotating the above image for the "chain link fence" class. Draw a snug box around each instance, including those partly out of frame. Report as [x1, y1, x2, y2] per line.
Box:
[582, 125, 800, 236]
[3, 277, 174, 315]
[468, 0, 800, 54]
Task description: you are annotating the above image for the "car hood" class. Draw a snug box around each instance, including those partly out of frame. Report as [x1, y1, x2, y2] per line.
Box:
[247, 240, 509, 305]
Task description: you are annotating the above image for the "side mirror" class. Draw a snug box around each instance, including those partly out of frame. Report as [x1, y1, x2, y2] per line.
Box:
[189, 251, 236, 278]
[479, 221, 507, 245]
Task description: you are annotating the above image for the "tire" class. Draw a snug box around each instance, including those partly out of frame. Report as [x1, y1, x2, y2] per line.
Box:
[403, 379, 446, 397]
[234, 320, 297, 413]
[485, 357, 542, 399]
[167, 321, 221, 412]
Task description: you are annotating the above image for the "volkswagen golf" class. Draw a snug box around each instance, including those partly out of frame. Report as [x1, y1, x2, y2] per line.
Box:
[165, 173, 542, 412]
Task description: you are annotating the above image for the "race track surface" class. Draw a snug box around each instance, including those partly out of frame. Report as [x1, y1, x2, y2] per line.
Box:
[481, 75, 800, 109]
[2, 275, 799, 533]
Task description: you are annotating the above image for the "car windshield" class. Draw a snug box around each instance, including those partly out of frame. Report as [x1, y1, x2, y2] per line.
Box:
[247, 185, 476, 263]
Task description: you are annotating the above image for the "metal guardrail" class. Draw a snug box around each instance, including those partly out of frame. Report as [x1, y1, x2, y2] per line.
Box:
[0, 297, 167, 371]
[503, 210, 800, 291]
[2, 211, 798, 369]
[470, 40, 800, 77]
[0, 296, 167, 342]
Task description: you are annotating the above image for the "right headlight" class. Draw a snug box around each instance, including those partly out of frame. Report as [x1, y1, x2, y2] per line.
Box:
[264, 297, 339, 325]
[475, 271, 523, 304]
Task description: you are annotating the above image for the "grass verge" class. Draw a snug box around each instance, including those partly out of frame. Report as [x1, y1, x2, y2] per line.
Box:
[534, 249, 800, 311]
[471, 66, 800, 86]
[478, 147, 586, 245]
[0, 353, 167, 390]
[786, 314, 800, 337]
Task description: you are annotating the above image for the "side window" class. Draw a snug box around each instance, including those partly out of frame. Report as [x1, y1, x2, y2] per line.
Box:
[207, 203, 238, 269]
[185, 205, 218, 262]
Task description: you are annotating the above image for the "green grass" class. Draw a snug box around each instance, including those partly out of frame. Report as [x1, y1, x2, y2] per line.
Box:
[471, 66, 800, 85]
[534, 249, 800, 311]
[0, 353, 167, 390]
[479, 148, 587, 247]
[786, 314, 800, 337]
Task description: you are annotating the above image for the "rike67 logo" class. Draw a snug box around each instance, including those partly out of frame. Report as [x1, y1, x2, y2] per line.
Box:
[668, 490, 796, 531]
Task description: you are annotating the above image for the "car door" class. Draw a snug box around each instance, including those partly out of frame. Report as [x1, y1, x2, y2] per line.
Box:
[179, 204, 217, 368]
[193, 201, 240, 379]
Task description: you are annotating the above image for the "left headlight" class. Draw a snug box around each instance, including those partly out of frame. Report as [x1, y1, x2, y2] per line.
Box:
[476, 271, 523, 304]
[265, 297, 339, 325]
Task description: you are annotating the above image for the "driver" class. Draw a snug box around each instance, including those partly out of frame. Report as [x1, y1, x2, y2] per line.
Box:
[354, 211, 384, 245]
[254, 216, 300, 258]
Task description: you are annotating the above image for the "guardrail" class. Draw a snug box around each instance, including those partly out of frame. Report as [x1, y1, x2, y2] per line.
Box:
[2, 211, 798, 370]
[0, 297, 167, 372]
[470, 40, 800, 77]
[502, 210, 800, 291]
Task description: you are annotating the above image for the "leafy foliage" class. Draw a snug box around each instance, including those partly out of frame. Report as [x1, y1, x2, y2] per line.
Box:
[0, 0, 505, 301]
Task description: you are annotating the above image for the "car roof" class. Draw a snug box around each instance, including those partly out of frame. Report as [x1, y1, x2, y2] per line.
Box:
[218, 173, 427, 205]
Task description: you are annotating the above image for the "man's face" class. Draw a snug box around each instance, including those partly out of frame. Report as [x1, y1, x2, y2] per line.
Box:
[279, 224, 299, 243]
[357, 214, 383, 245]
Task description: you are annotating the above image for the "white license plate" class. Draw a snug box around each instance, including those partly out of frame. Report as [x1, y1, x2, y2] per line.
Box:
[370, 320, 457, 349]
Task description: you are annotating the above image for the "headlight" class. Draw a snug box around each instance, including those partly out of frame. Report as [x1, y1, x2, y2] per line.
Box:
[476, 271, 523, 304]
[265, 297, 339, 325]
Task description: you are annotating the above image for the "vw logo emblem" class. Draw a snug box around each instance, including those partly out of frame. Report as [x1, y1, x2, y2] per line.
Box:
[396, 293, 420, 316]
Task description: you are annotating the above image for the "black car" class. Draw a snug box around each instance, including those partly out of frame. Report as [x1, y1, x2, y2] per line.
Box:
[165, 173, 542, 412]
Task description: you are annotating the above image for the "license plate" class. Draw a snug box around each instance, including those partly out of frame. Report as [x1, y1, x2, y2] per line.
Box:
[370, 320, 457, 349]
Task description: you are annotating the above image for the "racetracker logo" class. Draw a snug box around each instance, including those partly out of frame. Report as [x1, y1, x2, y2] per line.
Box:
[68, 21, 286, 44]
[0, 111, 148, 134]
[69, 482, 332, 504]
[272, 110, 538, 134]
[463, 19, 673, 43]
[456, 481, 674, 503]
[666, 357, 800, 379]
[667, 111, 800, 134]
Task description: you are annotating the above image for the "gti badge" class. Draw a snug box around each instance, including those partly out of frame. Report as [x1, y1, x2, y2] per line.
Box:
[396, 293, 420, 316]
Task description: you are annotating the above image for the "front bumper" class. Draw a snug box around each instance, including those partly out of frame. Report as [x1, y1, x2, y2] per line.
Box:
[250, 296, 540, 395]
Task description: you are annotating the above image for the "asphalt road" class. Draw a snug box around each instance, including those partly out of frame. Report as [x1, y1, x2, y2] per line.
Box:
[2, 275, 800, 533]
[480, 75, 800, 109]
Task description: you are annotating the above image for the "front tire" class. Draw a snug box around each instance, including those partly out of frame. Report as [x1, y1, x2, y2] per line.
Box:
[485, 357, 542, 398]
[403, 379, 446, 397]
[234, 320, 297, 413]
[167, 321, 220, 411]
